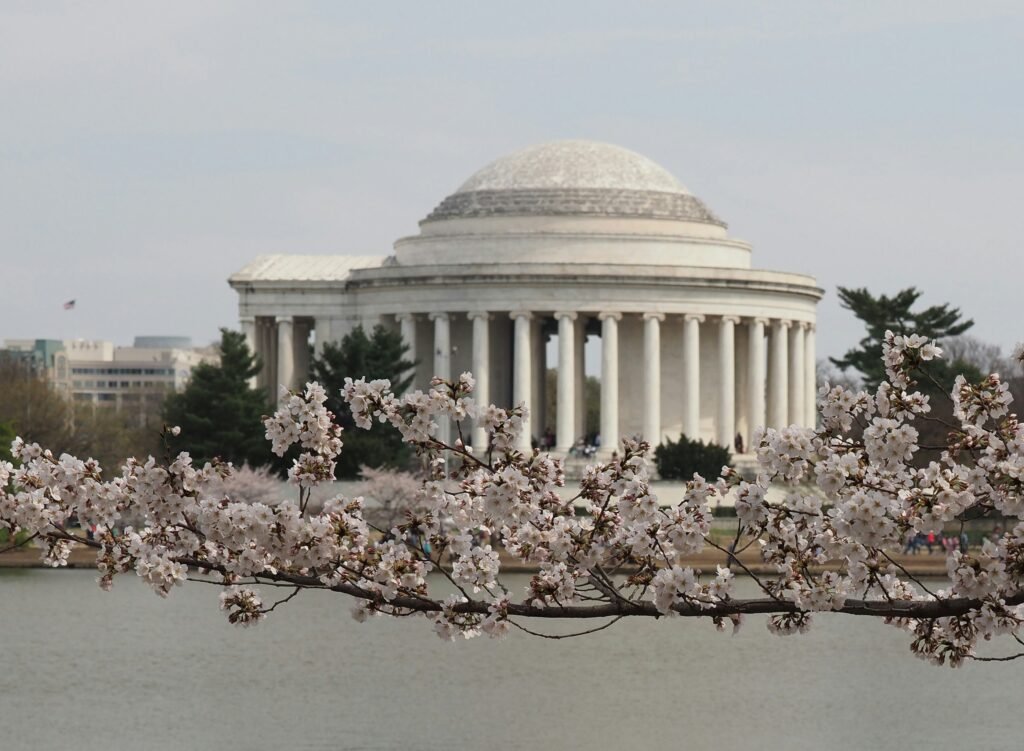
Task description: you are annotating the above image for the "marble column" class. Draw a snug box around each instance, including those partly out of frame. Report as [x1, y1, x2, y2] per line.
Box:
[574, 316, 586, 439]
[294, 319, 311, 386]
[599, 312, 621, 456]
[430, 313, 451, 444]
[430, 313, 451, 382]
[258, 318, 273, 395]
[397, 314, 417, 390]
[314, 317, 332, 359]
[469, 312, 490, 453]
[789, 322, 805, 427]
[747, 318, 767, 448]
[804, 323, 817, 429]
[511, 312, 533, 452]
[532, 319, 546, 442]
[555, 312, 577, 453]
[643, 313, 663, 445]
[266, 319, 278, 399]
[768, 320, 790, 428]
[240, 316, 257, 356]
[717, 316, 738, 448]
[683, 314, 703, 439]
[240, 317, 257, 388]
[276, 315, 295, 397]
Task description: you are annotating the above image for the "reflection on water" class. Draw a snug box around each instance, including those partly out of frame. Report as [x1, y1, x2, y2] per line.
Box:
[3, 570, 1023, 751]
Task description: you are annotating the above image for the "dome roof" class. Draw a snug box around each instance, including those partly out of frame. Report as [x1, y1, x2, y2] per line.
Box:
[424, 140, 724, 226]
[456, 140, 689, 194]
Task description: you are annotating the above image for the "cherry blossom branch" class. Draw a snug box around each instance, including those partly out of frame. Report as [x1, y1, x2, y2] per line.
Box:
[2, 337, 1023, 666]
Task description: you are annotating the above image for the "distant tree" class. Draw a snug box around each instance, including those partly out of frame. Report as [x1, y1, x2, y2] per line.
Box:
[0, 359, 72, 449]
[815, 358, 862, 394]
[205, 464, 282, 505]
[942, 335, 1024, 416]
[831, 286, 975, 390]
[0, 359, 162, 471]
[0, 420, 16, 465]
[66, 404, 161, 472]
[309, 324, 415, 478]
[941, 334, 1009, 376]
[831, 288, 991, 466]
[654, 433, 732, 481]
[355, 466, 425, 531]
[163, 329, 271, 468]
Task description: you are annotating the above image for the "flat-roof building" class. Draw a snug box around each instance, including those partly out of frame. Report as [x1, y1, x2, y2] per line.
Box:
[2, 337, 218, 418]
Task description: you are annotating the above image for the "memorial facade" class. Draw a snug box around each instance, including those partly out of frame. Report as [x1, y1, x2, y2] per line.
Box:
[230, 140, 822, 456]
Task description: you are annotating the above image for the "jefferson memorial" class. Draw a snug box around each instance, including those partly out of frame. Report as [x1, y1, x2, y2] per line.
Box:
[230, 141, 822, 457]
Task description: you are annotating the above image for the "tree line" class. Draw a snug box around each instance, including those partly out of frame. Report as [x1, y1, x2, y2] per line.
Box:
[0, 324, 416, 479]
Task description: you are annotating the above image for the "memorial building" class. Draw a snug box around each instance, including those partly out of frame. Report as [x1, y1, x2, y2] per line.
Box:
[230, 140, 822, 456]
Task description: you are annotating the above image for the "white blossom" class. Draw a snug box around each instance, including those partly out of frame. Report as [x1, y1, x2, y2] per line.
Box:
[1, 330, 1023, 667]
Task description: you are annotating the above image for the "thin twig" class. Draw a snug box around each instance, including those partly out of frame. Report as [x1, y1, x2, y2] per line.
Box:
[509, 616, 624, 639]
[880, 550, 941, 599]
[703, 537, 778, 601]
[971, 652, 1024, 663]
[261, 586, 302, 614]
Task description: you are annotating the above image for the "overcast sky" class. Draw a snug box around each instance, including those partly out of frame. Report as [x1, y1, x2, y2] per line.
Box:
[2, 2, 1022, 363]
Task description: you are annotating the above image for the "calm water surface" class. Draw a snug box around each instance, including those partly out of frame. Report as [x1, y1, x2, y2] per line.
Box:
[4, 569, 1023, 751]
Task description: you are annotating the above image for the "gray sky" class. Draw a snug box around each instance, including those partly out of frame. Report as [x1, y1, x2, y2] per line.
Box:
[2, 2, 1022, 364]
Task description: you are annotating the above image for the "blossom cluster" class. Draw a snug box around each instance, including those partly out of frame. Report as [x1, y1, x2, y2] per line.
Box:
[2, 334, 1024, 667]
[264, 382, 343, 487]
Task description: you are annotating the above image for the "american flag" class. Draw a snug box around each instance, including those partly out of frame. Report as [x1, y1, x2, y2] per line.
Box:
[63, 299, 75, 310]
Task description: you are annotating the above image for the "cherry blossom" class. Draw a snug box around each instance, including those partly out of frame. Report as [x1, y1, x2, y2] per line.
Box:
[2, 332, 1024, 667]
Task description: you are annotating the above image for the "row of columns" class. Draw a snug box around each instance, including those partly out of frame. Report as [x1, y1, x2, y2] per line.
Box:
[241, 315, 308, 398]
[243, 311, 816, 456]
[419, 310, 815, 455]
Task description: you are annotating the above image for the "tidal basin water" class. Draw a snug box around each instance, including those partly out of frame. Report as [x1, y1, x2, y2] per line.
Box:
[4, 570, 1024, 751]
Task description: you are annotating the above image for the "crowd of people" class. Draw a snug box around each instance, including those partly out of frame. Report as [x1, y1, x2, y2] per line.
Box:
[900, 528, 998, 555]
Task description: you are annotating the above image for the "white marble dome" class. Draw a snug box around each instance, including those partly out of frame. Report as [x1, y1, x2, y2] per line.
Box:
[456, 140, 690, 194]
[425, 140, 723, 226]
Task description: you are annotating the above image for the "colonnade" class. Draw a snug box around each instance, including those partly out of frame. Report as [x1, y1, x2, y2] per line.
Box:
[243, 310, 816, 457]
[241, 315, 313, 399]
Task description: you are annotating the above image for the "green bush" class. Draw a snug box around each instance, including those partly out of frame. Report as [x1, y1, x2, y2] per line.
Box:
[654, 433, 732, 481]
[0, 527, 33, 547]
